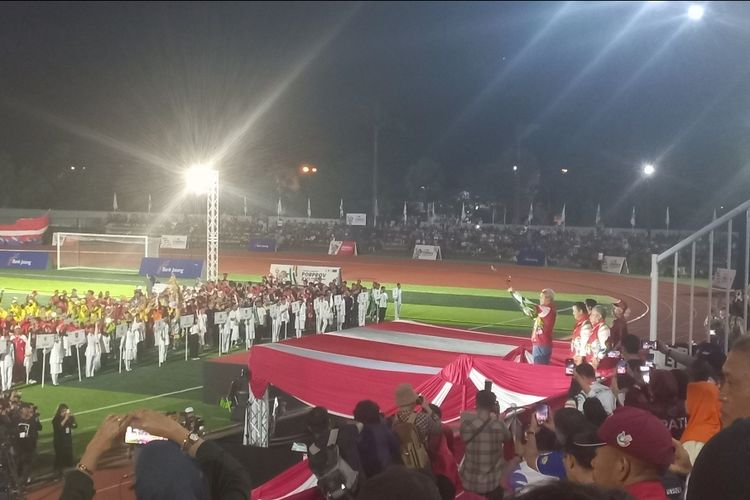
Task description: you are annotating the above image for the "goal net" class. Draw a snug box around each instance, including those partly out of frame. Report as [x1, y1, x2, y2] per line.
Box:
[54, 233, 160, 272]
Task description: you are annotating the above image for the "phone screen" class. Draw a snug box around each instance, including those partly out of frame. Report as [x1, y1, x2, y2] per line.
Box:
[642, 340, 657, 350]
[640, 365, 651, 384]
[607, 350, 621, 358]
[535, 404, 549, 425]
[617, 359, 627, 374]
[565, 358, 575, 375]
[124, 426, 167, 445]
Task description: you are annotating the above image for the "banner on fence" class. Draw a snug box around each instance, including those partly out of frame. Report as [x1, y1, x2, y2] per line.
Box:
[517, 248, 546, 267]
[412, 245, 442, 261]
[602, 256, 629, 274]
[269, 264, 341, 285]
[712, 268, 736, 290]
[0, 250, 49, 270]
[160, 235, 188, 249]
[346, 213, 367, 226]
[139, 258, 204, 279]
[249, 238, 277, 252]
[328, 240, 357, 256]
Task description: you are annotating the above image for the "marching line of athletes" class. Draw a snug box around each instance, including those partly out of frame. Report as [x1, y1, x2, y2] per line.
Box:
[0, 282, 405, 389]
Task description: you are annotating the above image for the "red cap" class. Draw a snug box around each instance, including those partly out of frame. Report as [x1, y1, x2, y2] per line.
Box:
[584, 407, 674, 469]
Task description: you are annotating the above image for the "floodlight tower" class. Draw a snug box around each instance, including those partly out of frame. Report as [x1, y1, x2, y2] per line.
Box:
[186, 165, 220, 282]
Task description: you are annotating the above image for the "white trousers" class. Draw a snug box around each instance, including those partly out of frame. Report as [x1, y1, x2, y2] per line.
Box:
[159, 345, 168, 364]
[1, 362, 12, 391]
[358, 307, 367, 327]
[395, 301, 402, 320]
[85, 355, 95, 377]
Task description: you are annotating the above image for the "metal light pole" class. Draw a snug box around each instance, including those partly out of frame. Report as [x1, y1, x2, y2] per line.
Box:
[206, 170, 219, 282]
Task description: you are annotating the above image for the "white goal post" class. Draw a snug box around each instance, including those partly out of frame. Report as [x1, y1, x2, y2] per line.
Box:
[53, 232, 160, 272]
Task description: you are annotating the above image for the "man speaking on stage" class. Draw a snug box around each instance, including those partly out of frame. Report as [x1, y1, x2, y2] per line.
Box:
[508, 286, 557, 365]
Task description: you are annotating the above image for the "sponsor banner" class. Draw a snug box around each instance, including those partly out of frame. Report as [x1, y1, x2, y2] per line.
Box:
[0, 250, 49, 270]
[328, 240, 357, 256]
[160, 235, 188, 250]
[345, 213, 367, 226]
[0, 214, 49, 245]
[712, 268, 736, 290]
[517, 248, 546, 267]
[249, 238, 277, 252]
[412, 245, 442, 261]
[602, 256, 628, 274]
[328, 240, 343, 255]
[269, 264, 342, 285]
[139, 258, 204, 279]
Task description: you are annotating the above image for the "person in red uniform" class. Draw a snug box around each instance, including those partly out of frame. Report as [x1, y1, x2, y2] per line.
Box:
[11, 326, 27, 383]
[509, 287, 557, 365]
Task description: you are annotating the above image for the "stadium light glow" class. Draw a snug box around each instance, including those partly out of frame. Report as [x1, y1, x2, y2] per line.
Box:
[185, 164, 217, 194]
[560, 168, 569, 174]
[642, 163, 656, 177]
[512, 165, 518, 172]
[687, 4, 704, 20]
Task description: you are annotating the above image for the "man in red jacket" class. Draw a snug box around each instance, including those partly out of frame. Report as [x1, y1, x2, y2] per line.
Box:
[509, 287, 557, 365]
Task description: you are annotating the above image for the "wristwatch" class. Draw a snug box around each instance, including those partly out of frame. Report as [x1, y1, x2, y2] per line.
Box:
[181, 432, 200, 453]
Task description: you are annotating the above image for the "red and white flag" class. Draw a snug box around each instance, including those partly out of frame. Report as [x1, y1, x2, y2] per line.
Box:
[0, 214, 49, 245]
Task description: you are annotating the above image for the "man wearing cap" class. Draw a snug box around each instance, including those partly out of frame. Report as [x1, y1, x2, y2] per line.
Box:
[589, 406, 675, 500]
[392, 383, 441, 464]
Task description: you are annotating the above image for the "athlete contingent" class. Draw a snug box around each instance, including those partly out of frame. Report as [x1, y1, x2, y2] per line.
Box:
[0, 276, 403, 389]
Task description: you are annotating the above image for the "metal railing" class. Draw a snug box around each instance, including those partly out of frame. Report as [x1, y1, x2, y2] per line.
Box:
[649, 200, 750, 351]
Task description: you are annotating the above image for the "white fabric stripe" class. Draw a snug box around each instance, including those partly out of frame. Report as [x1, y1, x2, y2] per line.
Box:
[323, 328, 516, 357]
[432, 381, 454, 407]
[0, 227, 47, 236]
[261, 343, 440, 375]
[468, 368, 546, 412]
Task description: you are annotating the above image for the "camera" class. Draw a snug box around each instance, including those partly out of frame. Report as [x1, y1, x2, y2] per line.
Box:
[642, 340, 658, 350]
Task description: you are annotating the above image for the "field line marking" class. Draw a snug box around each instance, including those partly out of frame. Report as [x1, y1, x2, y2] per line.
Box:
[39, 385, 203, 423]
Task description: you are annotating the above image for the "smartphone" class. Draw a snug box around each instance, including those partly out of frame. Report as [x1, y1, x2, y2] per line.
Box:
[642, 340, 658, 350]
[565, 358, 575, 376]
[535, 404, 549, 425]
[124, 426, 167, 445]
[640, 365, 651, 384]
[607, 350, 621, 358]
[617, 359, 628, 374]
[484, 380, 493, 392]
[709, 330, 716, 337]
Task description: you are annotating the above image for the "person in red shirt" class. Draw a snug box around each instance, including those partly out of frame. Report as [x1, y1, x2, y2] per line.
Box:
[509, 287, 557, 365]
[11, 326, 27, 383]
[588, 406, 675, 500]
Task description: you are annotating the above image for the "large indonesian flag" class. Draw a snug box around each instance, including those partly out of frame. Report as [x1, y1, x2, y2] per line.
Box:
[0, 214, 49, 245]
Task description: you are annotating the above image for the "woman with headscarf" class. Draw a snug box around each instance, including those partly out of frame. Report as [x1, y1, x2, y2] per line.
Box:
[52, 403, 77, 474]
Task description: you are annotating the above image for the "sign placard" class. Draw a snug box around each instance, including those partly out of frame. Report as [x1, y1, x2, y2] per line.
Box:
[412, 245, 442, 261]
[115, 324, 128, 339]
[0, 338, 7, 353]
[68, 330, 86, 346]
[602, 256, 628, 274]
[36, 334, 56, 350]
[328, 240, 343, 255]
[345, 213, 367, 226]
[712, 268, 736, 290]
[179, 314, 195, 329]
[160, 235, 188, 250]
[214, 311, 228, 325]
[238, 307, 253, 320]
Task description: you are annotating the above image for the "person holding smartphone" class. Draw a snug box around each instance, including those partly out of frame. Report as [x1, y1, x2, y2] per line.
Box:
[53, 403, 77, 475]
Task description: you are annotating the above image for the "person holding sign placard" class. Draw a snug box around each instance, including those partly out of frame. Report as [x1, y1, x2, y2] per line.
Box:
[0, 332, 13, 391]
[49, 334, 65, 385]
[155, 319, 170, 366]
[335, 294, 345, 332]
[228, 305, 240, 349]
[293, 299, 305, 339]
[85, 330, 100, 378]
[357, 287, 369, 327]
[123, 325, 137, 372]
[197, 308, 208, 347]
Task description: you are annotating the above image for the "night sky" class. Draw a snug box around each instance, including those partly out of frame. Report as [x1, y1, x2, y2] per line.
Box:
[1, 1, 749, 228]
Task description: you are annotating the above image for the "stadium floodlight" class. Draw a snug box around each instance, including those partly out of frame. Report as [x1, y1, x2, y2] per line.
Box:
[512, 165, 518, 172]
[687, 4, 704, 20]
[642, 163, 656, 177]
[185, 164, 217, 194]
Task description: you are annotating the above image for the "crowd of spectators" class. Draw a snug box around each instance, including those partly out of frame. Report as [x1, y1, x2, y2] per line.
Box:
[100, 213, 734, 276]
[0, 389, 43, 493]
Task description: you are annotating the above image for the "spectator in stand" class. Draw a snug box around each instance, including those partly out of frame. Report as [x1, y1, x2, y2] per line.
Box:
[459, 388, 510, 500]
[572, 363, 616, 415]
[509, 287, 557, 365]
[53, 403, 78, 475]
[590, 407, 675, 500]
[679, 360, 721, 465]
[686, 418, 750, 500]
[352, 400, 401, 478]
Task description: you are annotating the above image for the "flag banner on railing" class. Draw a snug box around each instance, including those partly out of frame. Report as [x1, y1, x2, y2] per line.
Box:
[0, 214, 49, 245]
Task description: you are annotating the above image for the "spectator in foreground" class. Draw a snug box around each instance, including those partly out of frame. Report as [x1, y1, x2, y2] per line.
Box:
[353, 399, 401, 478]
[564, 428, 600, 485]
[573, 363, 616, 415]
[590, 407, 674, 500]
[52, 403, 78, 475]
[356, 464, 441, 500]
[679, 360, 721, 465]
[460, 388, 510, 500]
[687, 418, 750, 500]
[718, 335, 750, 427]
[392, 383, 441, 469]
[59, 409, 251, 500]
[513, 480, 635, 500]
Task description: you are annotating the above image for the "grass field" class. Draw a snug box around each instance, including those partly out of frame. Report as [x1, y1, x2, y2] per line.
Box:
[0, 266, 612, 477]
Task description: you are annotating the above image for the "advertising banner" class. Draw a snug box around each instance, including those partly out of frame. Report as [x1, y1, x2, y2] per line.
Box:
[516, 248, 546, 267]
[249, 238, 277, 252]
[345, 213, 367, 226]
[712, 268, 736, 290]
[159, 235, 188, 249]
[0, 250, 49, 270]
[328, 240, 357, 256]
[139, 258, 204, 279]
[328, 240, 342, 255]
[269, 264, 341, 285]
[602, 256, 628, 274]
[412, 245, 442, 261]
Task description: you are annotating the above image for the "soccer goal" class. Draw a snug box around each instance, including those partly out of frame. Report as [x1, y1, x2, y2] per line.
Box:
[54, 232, 161, 272]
